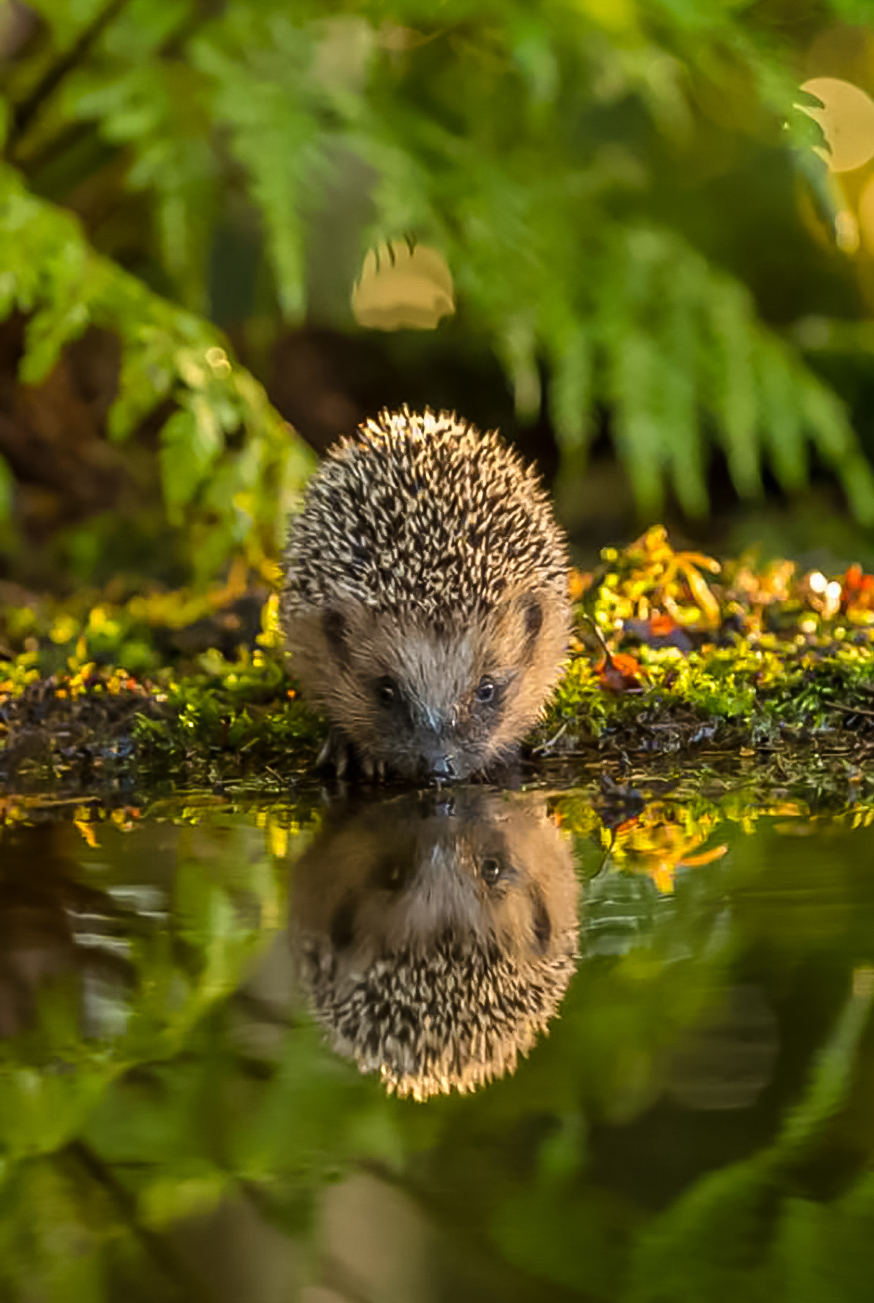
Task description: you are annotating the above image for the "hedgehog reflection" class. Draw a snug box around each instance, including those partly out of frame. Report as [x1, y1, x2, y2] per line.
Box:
[291, 790, 580, 1100]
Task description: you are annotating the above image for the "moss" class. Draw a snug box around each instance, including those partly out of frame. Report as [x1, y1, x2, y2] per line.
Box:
[533, 527, 874, 763]
[5, 527, 874, 797]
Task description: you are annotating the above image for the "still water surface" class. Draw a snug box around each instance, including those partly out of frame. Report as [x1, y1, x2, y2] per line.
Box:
[1, 780, 874, 1301]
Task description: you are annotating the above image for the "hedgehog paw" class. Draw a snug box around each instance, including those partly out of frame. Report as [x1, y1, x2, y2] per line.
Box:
[360, 755, 387, 783]
[316, 728, 356, 779]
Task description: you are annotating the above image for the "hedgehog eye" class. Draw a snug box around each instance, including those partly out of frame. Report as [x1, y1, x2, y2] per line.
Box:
[475, 676, 495, 704]
[375, 676, 399, 707]
[480, 856, 503, 884]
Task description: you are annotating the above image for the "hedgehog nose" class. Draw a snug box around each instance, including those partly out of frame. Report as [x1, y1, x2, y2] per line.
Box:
[429, 754, 456, 784]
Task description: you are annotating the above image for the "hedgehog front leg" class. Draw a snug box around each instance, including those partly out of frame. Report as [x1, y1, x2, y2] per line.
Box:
[361, 755, 387, 783]
[316, 727, 355, 778]
[315, 728, 388, 781]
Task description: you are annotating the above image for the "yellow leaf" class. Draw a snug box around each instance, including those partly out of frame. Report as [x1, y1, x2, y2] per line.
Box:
[650, 863, 675, 894]
[74, 821, 97, 848]
[268, 823, 288, 859]
[685, 566, 721, 626]
[678, 844, 728, 868]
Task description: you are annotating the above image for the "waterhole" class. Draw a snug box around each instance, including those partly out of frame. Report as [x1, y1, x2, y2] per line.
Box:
[0, 778, 872, 1302]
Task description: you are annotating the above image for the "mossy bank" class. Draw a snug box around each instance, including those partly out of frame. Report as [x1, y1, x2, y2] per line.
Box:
[4, 528, 874, 802]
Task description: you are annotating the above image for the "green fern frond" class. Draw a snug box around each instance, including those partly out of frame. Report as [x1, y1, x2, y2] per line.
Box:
[547, 324, 593, 455]
[0, 162, 315, 566]
[7, 0, 874, 549]
[540, 227, 874, 521]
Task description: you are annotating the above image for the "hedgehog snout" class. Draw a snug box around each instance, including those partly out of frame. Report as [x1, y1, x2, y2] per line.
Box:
[427, 753, 456, 783]
[409, 703, 459, 783]
[410, 735, 457, 784]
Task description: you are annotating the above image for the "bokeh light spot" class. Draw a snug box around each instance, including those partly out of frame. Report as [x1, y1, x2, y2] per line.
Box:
[798, 77, 874, 173]
[352, 242, 455, 331]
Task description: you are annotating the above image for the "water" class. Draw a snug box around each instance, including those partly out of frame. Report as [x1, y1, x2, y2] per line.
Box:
[1, 778, 874, 1301]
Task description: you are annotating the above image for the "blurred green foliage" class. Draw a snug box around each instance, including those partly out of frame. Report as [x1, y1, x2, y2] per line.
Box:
[2, 0, 874, 585]
[0, 153, 316, 580]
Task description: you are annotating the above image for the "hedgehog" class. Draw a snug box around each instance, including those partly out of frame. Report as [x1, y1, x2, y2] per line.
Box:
[290, 789, 580, 1100]
[280, 407, 570, 782]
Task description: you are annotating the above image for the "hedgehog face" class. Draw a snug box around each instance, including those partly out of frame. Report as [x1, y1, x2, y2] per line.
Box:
[287, 588, 568, 782]
[293, 791, 580, 975]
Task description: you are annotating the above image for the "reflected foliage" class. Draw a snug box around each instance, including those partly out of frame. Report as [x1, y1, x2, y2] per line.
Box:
[0, 784, 872, 1296]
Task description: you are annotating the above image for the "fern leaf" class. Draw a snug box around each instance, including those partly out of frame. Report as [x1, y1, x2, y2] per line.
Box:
[0, 160, 315, 568]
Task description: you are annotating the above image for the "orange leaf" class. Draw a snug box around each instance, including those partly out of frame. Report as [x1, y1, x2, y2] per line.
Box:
[597, 653, 644, 693]
[649, 612, 677, 636]
[843, 563, 874, 607]
[568, 569, 593, 602]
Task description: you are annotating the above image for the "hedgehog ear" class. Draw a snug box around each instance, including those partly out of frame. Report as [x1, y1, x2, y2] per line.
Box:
[322, 607, 349, 664]
[530, 885, 552, 954]
[517, 592, 543, 649]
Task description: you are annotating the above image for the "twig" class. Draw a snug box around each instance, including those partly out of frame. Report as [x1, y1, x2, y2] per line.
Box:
[829, 702, 874, 720]
[581, 613, 616, 668]
[594, 828, 617, 877]
[530, 721, 569, 756]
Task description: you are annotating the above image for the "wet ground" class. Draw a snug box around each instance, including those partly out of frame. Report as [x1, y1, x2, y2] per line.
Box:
[1, 775, 874, 1301]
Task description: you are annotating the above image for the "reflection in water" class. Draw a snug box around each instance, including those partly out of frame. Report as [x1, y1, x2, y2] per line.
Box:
[1, 788, 874, 1299]
[0, 824, 131, 1040]
[662, 983, 779, 1111]
[291, 790, 580, 1099]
